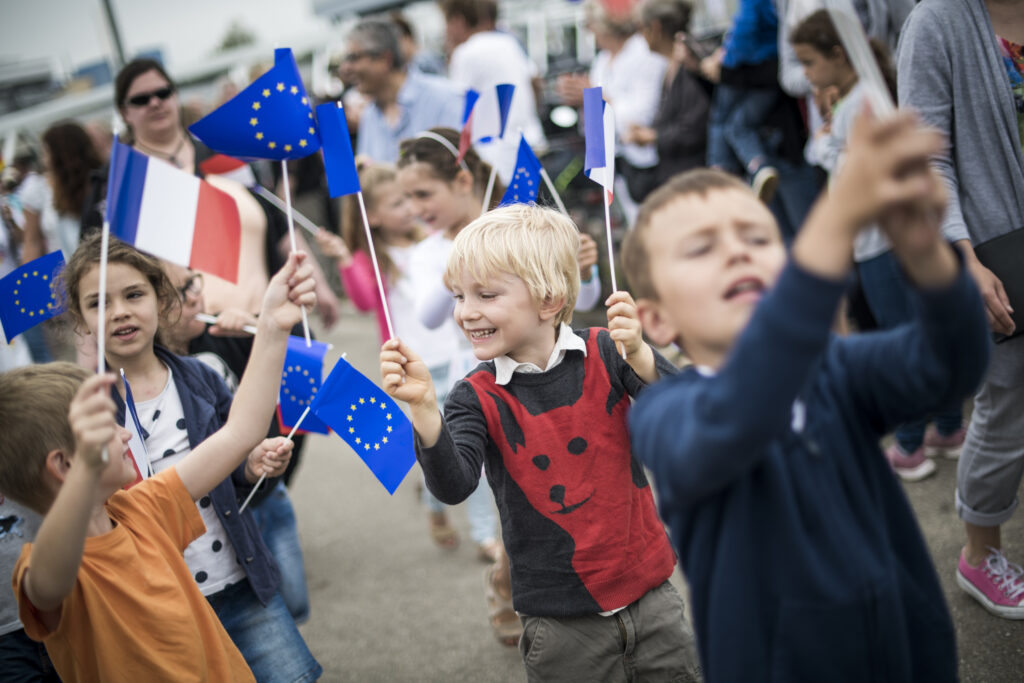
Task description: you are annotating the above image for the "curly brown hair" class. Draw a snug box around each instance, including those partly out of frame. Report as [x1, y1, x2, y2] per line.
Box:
[42, 121, 102, 217]
[57, 232, 182, 338]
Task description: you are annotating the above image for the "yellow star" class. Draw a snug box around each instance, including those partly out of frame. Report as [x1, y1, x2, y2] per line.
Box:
[15, 279, 20, 285]
[308, 127, 315, 135]
[303, 369, 309, 376]
[11, 289, 16, 295]
[41, 275, 47, 280]
[309, 377, 315, 384]
[308, 112, 313, 119]
[290, 85, 298, 95]
[374, 443, 380, 450]
[347, 415, 353, 422]
[301, 97, 308, 105]
[262, 89, 270, 97]
[256, 132, 264, 140]
[32, 271, 37, 276]
[386, 413, 392, 420]
[386, 425, 392, 433]
[355, 437, 361, 444]
[299, 139, 307, 148]
[370, 397, 376, 404]
[379, 402, 386, 409]
[38, 309, 44, 315]
[382, 436, 388, 444]
[349, 427, 354, 433]
[350, 404, 356, 411]
[250, 117, 258, 126]
[276, 82, 285, 92]
[364, 444, 370, 451]
[252, 102, 261, 110]
[284, 144, 292, 152]
[268, 142, 276, 149]
[283, 388, 290, 395]
[19, 308, 25, 313]
[28, 311, 33, 317]
[359, 398, 365, 404]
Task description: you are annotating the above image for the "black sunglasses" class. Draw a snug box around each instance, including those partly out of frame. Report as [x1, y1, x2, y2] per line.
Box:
[126, 87, 175, 107]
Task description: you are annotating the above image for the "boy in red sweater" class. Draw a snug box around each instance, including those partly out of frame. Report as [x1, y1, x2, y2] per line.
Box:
[380, 204, 700, 681]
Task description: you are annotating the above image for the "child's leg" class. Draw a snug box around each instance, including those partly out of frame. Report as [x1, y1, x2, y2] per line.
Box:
[721, 86, 779, 175]
[207, 582, 321, 683]
[706, 85, 744, 173]
[518, 582, 701, 683]
[250, 481, 311, 623]
[465, 474, 499, 558]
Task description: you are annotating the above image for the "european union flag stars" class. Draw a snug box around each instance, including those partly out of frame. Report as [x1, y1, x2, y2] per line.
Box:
[279, 336, 330, 435]
[499, 135, 543, 207]
[0, 251, 65, 343]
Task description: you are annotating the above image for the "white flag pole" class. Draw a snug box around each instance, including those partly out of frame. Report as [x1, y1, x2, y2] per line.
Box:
[480, 165, 498, 214]
[96, 223, 110, 463]
[356, 190, 396, 340]
[251, 184, 319, 235]
[193, 312, 258, 335]
[539, 168, 569, 217]
[239, 404, 310, 513]
[280, 160, 312, 347]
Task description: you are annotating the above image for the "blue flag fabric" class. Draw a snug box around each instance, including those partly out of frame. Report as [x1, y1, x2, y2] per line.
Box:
[279, 336, 331, 435]
[309, 357, 415, 494]
[499, 135, 543, 207]
[189, 48, 321, 162]
[0, 251, 65, 343]
[316, 102, 361, 198]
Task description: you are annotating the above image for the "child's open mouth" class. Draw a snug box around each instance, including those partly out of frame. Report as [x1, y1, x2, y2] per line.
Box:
[723, 277, 765, 301]
[113, 325, 139, 340]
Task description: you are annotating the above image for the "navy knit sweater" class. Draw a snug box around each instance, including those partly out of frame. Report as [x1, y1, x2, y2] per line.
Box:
[630, 257, 989, 681]
[419, 328, 678, 617]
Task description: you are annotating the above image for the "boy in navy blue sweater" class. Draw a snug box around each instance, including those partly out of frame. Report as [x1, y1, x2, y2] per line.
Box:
[621, 111, 990, 681]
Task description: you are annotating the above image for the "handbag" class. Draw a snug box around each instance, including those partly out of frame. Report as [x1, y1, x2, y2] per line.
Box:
[974, 228, 1024, 342]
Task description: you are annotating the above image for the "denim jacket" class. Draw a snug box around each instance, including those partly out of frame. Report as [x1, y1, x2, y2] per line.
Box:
[112, 345, 281, 605]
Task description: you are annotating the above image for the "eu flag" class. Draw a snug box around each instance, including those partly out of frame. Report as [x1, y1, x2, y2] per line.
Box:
[499, 135, 543, 207]
[279, 336, 330, 435]
[310, 357, 415, 494]
[189, 48, 321, 162]
[316, 101, 361, 198]
[0, 251, 65, 343]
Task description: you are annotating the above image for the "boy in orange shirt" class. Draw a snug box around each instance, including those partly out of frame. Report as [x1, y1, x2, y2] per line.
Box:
[0, 252, 315, 683]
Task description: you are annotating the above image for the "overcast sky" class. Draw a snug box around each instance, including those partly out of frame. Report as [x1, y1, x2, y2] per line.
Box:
[0, 0, 332, 74]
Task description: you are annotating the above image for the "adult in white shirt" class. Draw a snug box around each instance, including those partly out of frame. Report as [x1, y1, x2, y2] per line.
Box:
[441, 0, 548, 176]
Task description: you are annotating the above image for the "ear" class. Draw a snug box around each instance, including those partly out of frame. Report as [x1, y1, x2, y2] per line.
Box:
[44, 449, 73, 485]
[636, 297, 679, 348]
[453, 168, 475, 197]
[538, 294, 565, 323]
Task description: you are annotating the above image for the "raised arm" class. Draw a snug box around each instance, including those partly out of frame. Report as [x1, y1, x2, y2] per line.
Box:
[23, 374, 121, 614]
[175, 252, 316, 500]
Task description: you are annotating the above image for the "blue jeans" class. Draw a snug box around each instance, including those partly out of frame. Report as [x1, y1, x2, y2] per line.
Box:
[0, 628, 61, 682]
[857, 251, 963, 451]
[707, 84, 778, 173]
[207, 581, 321, 683]
[250, 482, 310, 624]
[768, 157, 824, 243]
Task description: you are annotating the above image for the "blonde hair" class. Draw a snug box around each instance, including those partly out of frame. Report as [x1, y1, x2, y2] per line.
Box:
[0, 362, 91, 512]
[444, 204, 580, 326]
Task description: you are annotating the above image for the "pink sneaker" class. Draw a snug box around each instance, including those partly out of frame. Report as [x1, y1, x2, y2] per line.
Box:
[957, 548, 1024, 619]
[884, 443, 936, 482]
[924, 424, 966, 459]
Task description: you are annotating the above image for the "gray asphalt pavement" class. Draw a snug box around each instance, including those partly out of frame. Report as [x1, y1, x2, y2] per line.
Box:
[292, 304, 1024, 682]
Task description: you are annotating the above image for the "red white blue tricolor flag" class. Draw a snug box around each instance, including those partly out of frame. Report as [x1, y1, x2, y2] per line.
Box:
[583, 86, 615, 205]
[458, 83, 515, 161]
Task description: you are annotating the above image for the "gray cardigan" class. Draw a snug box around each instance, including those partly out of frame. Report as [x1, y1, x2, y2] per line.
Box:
[897, 0, 1024, 246]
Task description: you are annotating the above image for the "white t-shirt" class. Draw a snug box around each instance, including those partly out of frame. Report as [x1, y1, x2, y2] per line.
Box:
[449, 30, 548, 176]
[134, 368, 246, 596]
[589, 35, 667, 169]
[17, 173, 80, 259]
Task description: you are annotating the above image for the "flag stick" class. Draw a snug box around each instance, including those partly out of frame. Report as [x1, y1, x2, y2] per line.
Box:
[539, 168, 569, 216]
[239, 405, 310, 513]
[602, 198, 627, 360]
[251, 184, 319, 236]
[281, 160, 312, 347]
[356, 191, 396, 339]
[481, 165, 498, 213]
[96, 223, 111, 463]
[194, 312, 258, 335]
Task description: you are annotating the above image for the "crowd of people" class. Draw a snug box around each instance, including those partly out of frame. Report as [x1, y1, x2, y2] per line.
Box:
[0, 0, 1022, 680]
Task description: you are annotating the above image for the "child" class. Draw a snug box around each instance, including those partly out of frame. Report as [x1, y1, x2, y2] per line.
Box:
[380, 204, 701, 681]
[792, 9, 964, 481]
[55, 234, 321, 682]
[0, 251, 316, 682]
[621, 111, 990, 680]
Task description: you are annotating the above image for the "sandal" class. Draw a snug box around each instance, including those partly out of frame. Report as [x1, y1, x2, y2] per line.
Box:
[429, 511, 459, 551]
[483, 563, 522, 647]
[477, 538, 502, 564]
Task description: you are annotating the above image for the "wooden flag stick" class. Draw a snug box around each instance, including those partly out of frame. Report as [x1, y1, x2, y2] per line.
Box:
[481, 165, 498, 213]
[356, 190, 396, 340]
[280, 160, 312, 347]
[539, 168, 569, 216]
[239, 404, 310, 513]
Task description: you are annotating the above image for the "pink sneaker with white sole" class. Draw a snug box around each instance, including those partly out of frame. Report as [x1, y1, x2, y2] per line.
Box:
[923, 425, 966, 459]
[957, 548, 1024, 619]
[884, 443, 936, 482]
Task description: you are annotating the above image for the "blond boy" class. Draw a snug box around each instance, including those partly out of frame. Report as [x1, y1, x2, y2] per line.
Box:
[0, 253, 315, 683]
[381, 205, 700, 681]
[622, 112, 990, 681]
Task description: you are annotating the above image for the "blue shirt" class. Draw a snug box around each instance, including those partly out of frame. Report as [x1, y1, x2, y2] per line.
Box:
[356, 70, 465, 162]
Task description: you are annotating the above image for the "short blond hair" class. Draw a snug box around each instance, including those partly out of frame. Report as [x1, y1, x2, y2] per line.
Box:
[0, 362, 91, 512]
[444, 204, 580, 327]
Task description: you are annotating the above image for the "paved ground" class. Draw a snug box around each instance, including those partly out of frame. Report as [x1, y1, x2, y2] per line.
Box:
[292, 304, 1024, 682]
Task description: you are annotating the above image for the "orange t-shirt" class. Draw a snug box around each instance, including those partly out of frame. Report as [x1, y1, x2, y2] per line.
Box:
[13, 468, 255, 683]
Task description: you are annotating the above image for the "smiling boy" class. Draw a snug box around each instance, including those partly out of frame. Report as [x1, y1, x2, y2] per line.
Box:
[622, 112, 991, 681]
[380, 205, 700, 682]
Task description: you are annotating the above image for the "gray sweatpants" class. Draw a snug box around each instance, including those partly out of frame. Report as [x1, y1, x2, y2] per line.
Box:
[956, 336, 1024, 527]
[517, 580, 702, 683]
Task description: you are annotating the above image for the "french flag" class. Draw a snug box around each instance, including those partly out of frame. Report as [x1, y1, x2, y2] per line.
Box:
[120, 369, 151, 489]
[457, 84, 515, 161]
[199, 153, 258, 189]
[106, 140, 242, 283]
[583, 86, 616, 205]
